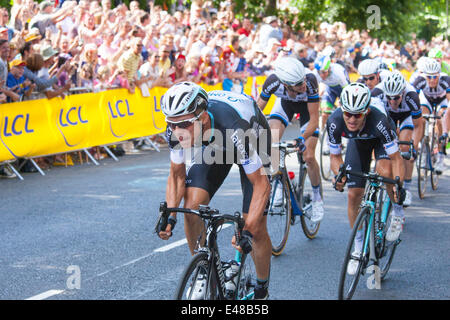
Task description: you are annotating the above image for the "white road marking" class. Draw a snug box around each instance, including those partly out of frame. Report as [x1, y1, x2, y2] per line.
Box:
[25, 290, 64, 300]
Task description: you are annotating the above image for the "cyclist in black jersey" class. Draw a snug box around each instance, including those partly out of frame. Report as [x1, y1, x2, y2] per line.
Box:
[371, 71, 422, 206]
[328, 83, 406, 273]
[411, 58, 450, 174]
[256, 57, 324, 223]
[158, 82, 272, 300]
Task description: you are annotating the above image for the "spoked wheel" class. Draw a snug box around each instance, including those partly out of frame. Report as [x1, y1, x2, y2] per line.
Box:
[298, 167, 321, 239]
[417, 138, 429, 199]
[174, 252, 218, 300]
[235, 253, 256, 300]
[374, 190, 398, 280]
[267, 173, 291, 256]
[338, 207, 371, 300]
[430, 133, 439, 190]
[319, 129, 332, 181]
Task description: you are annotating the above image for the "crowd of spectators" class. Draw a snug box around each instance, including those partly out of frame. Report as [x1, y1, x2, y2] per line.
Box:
[0, 0, 449, 177]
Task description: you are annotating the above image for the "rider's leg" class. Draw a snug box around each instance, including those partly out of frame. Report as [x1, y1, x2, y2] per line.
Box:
[399, 125, 414, 201]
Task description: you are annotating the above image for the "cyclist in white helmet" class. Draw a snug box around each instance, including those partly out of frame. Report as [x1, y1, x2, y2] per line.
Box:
[256, 56, 324, 223]
[328, 83, 406, 274]
[357, 58, 390, 91]
[412, 58, 450, 174]
[371, 71, 422, 208]
[158, 82, 273, 299]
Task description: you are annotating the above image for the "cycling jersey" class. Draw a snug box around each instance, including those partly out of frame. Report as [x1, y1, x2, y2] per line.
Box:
[371, 82, 422, 129]
[313, 63, 349, 88]
[167, 90, 271, 213]
[411, 74, 450, 108]
[326, 106, 398, 188]
[259, 72, 319, 103]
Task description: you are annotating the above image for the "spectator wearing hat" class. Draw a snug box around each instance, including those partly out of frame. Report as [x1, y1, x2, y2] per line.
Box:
[237, 18, 252, 37]
[294, 42, 313, 68]
[24, 28, 42, 45]
[7, 58, 35, 102]
[168, 53, 188, 84]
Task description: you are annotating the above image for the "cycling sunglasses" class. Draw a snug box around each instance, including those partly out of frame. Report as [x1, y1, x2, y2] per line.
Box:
[426, 75, 439, 80]
[343, 111, 366, 119]
[386, 95, 402, 101]
[363, 75, 376, 81]
[166, 110, 204, 130]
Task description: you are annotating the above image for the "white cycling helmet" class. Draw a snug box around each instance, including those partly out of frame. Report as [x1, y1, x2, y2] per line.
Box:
[161, 82, 208, 117]
[358, 59, 380, 76]
[274, 57, 306, 86]
[416, 56, 430, 73]
[323, 46, 336, 58]
[383, 71, 406, 96]
[340, 82, 371, 114]
[421, 58, 441, 75]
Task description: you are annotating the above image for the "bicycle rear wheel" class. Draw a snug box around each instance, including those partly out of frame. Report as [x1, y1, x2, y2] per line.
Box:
[338, 206, 371, 300]
[430, 133, 439, 190]
[267, 173, 291, 256]
[417, 138, 429, 199]
[174, 252, 219, 300]
[319, 129, 332, 181]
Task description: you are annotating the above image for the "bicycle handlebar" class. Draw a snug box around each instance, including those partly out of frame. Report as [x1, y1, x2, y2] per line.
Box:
[398, 140, 415, 160]
[334, 164, 402, 190]
[423, 114, 441, 120]
[156, 201, 246, 242]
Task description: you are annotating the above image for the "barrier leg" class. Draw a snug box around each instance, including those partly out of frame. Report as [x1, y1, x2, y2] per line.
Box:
[29, 158, 46, 176]
[144, 137, 160, 152]
[102, 146, 119, 162]
[7, 163, 24, 180]
[83, 148, 99, 165]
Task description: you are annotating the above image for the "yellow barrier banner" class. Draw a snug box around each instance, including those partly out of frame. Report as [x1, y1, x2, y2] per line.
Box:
[0, 71, 412, 163]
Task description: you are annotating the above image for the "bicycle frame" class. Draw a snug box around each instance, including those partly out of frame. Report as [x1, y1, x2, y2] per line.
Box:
[421, 107, 441, 172]
[275, 143, 312, 219]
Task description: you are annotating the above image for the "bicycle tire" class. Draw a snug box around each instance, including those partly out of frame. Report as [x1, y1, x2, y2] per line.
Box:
[338, 206, 371, 300]
[174, 252, 219, 300]
[267, 173, 291, 256]
[319, 128, 332, 181]
[299, 166, 321, 239]
[417, 137, 429, 199]
[430, 133, 439, 190]
[234, 253, 256, 300]
[374, 190, 397, 280]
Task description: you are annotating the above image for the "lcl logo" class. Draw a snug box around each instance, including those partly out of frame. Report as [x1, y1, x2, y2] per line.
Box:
[2, 114, 34, 136]
[57, 106, 89, 147]
[107, 99, 134, 138]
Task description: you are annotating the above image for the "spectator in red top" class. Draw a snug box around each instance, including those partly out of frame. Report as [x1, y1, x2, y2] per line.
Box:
[168, 53, 188, 84]
[237, 18, 252, 37]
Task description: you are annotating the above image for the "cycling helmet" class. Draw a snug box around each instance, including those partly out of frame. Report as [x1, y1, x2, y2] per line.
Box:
[378, 62, 389, 71]
[416, 56, 431, 73]
[323, 46, 336, 58]
[314, 55, 331, 72]
[274, 57, 306, 86]
[161, 82, 208, 117]
[383, 71, 406, 96]
[358, 59, 379, 76]
[428, 48, 443, 59]
[340, 82, 371, 114]
[421, 58, 441, 75]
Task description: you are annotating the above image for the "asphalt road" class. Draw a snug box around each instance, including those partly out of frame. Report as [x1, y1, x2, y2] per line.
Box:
[0, 125, 449, 300]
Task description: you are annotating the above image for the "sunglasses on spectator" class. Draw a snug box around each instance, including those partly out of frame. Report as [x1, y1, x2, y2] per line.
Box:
[166, 110, 204, 130]
[363, 75, 376, 81]
[343, 111, 366, 119]
[386, 95, 402, 101]
[426, 75, 438, 80]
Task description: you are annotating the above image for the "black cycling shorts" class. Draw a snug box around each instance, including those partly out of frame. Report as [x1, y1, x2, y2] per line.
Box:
[344, 138, 390, 188]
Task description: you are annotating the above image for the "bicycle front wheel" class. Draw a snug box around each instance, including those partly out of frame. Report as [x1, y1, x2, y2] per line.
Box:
[299, 167, 321, 239]
[267, 173, 291, 256]
[430, 133, 439, 190]
[235, 253, 256, 300]
[417, 138, 429, 199]
[338, 206, 371, 300]
[319, 129, 332, 181]
[174, 252, 219, 300]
